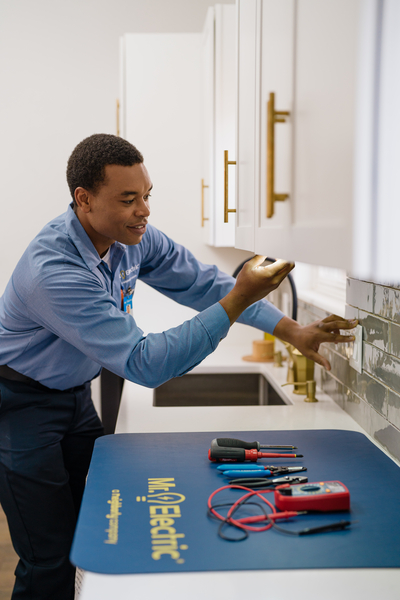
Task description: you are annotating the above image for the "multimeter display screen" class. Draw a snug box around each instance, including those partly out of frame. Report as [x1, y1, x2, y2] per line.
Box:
[292, 482, 347, 496]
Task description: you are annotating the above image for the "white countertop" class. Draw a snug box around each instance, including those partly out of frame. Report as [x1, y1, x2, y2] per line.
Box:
[115, 342, 367, 436]
[79, 342, 400, 600]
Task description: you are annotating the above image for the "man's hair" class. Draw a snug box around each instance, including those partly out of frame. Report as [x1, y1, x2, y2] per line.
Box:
[66, 133, 144, 203]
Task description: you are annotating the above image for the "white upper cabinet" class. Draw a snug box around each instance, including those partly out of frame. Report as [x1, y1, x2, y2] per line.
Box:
[119, 33, 204, 248]
[290, 0, 359, 268]
[235, 0, 258, 252]
[201, 9, 215, 243]
[202, 5, 237, 247]
[359, 0, 400, 284]
[255, 0, 294, 258]
[236, 0, 358, 267]
[235, 0, 397, 282]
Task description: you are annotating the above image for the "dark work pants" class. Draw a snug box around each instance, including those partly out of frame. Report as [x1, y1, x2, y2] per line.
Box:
[0, 376, 104, 600]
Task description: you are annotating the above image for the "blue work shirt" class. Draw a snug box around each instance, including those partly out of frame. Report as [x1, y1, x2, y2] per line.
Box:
[0, 205, 284, 390]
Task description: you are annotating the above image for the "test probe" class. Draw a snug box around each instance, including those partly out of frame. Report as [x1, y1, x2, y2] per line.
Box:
[228, 475, 308, 487]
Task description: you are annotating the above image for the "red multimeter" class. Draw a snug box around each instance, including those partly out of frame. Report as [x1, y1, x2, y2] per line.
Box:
[274, 481, 350, 512]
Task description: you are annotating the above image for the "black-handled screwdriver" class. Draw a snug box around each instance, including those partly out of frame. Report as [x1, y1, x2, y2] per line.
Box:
[212, 438, 297, 451]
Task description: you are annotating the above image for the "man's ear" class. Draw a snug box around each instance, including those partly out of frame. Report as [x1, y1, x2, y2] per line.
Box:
[74, 187, 92, 213]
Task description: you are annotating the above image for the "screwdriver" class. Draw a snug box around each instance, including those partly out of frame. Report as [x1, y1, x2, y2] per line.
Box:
[212, 438, 297, 451]
[208, 446, 303, 462]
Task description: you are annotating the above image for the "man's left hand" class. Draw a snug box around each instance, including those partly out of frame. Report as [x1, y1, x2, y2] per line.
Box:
[273, 314, 358, 370]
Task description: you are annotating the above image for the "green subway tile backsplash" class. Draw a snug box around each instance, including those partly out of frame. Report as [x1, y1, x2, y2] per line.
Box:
[347, 278, 374, 312]
[297, 277, 400, 462]
[320, 344, 388, 416]
[363, 343, 400, 392]
[359, 309, 390, 353]
[374, 285, 400, 325]
[390, 322, 400, 360]
[387, 389, 400, 430]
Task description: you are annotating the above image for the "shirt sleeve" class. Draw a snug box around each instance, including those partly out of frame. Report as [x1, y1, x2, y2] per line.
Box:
[26, 265, 230, 388]
[137, 225, 285, 334]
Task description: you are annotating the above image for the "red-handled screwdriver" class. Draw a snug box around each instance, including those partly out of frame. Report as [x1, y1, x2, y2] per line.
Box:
[213, 437, 297, 450]
[208, 446, 303, 462]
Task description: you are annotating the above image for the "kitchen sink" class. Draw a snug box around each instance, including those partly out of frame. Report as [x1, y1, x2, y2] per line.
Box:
[153, 373, 288, 407]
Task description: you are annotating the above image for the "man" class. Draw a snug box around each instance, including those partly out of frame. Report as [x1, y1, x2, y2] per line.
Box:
[0, 134, 356, 599]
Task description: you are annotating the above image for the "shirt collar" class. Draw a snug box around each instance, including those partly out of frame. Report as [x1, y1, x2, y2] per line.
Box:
[65, 203, 126, 274]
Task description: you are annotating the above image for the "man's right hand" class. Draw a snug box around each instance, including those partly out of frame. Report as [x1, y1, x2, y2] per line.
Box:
[219, 255, 295, 325]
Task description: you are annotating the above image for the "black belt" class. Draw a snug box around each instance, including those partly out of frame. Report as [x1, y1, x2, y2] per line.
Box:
[0, 365, 87, 393]
[0, 365, 39, 385]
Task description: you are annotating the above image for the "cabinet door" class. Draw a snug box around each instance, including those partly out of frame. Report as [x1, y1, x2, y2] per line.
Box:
[352, 0, 399, 284]
[202, 5, 236, 247]
[201, 8, 215, 245]
[254, 0, 294, 259]
[235, 0, 259, 252]
[121, 33, 203, 247]
[374, 0, 400, 282]
[214, 4, 236, 247]
[235, 0, 397, 279]
[254, 0, 359, 267]
[290, 0, 359, 268]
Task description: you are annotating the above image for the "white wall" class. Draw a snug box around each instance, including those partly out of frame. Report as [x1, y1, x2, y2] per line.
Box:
[0, 0, 250, 296]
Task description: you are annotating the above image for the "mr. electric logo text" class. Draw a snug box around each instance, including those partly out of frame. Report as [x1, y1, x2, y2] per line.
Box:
[136, 478, 188, 564]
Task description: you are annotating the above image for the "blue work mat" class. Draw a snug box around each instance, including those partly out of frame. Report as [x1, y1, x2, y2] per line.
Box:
[71, 429, 400, 574]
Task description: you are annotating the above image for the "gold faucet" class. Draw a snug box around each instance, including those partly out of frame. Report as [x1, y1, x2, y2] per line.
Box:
[282, 379, 319, 402]
[283, 343, 315, 394]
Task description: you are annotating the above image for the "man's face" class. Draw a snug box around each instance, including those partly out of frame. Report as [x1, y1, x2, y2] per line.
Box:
[78, 163, 152, 253]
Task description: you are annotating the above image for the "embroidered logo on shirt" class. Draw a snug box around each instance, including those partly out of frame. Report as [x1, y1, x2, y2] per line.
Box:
[120, 264, 140, 280]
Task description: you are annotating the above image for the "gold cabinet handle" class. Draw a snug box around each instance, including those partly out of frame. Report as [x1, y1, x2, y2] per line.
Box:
[224, 150, 236, 223]
[116, 99, 120, 137]
[267, 92, 290, 218]
[201, 178, 209, 227]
